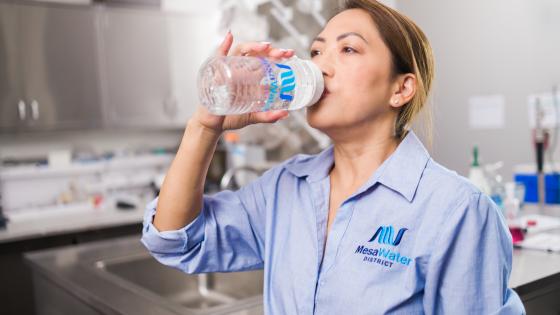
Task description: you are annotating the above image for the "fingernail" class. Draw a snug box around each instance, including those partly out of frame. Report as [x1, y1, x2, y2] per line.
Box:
[221, 30, 231, 44]
[260, 41, 271, 45]
[223, 30, 231, 40]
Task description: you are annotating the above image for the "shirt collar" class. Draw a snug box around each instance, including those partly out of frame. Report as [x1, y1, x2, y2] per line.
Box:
[375, 131, 431, 202]
[284, 130, 430, 202]
[284, 144, 335, 182]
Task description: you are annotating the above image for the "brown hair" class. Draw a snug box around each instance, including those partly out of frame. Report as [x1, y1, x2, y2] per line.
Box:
[341, 0, 435, 141]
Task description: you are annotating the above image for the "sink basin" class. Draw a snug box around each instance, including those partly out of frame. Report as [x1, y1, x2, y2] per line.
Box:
[95, 253, 264, 311]
[25, 236, 264, 315]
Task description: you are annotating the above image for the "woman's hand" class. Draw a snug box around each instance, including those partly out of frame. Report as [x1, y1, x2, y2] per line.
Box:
[190, 31, 295, 136]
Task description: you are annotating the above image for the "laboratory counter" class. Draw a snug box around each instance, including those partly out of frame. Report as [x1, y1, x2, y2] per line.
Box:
[0, 204, 145, 315]
[509, 204, 560, 313]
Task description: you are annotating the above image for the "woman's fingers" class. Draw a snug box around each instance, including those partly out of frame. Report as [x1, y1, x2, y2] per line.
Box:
[232, 42, 295, 59]
[248, 110, 289, 124]
[218, 32, 296, 61]
[232, 41, 271, 56]
[217, 31, 234, 56]
[267, 48, 295, 60]
[213, 34, 294, 130]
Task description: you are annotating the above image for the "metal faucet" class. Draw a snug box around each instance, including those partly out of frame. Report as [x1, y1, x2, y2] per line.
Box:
[0, 190, 7, 229]
[220, 166, 263, 190]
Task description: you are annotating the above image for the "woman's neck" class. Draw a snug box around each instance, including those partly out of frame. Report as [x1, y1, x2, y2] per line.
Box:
[329, 122, 400, 190]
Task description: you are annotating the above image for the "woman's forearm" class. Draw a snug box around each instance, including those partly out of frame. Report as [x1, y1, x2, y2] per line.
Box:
[153, 119, 221, 231]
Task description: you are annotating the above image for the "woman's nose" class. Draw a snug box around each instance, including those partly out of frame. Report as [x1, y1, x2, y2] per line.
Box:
[313, 58, 334, 78]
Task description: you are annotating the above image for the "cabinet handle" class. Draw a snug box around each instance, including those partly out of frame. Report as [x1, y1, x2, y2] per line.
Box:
[30, 100, 39, 120]
[18, 100, 26, 120]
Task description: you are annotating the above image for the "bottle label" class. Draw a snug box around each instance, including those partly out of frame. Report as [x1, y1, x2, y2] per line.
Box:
[259, 58, 296, 111]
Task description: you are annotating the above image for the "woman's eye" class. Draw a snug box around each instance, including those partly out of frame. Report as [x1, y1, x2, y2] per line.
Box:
[310, 49, 321, 58]
[342, 46, 356, 54]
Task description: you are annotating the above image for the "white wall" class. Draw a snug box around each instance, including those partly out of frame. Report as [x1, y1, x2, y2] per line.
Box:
[398, 0, 560, 179]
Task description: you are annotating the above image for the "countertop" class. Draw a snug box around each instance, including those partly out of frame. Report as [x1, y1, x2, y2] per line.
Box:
[509, 204, 560, 298]
[0, 203, 144, 244]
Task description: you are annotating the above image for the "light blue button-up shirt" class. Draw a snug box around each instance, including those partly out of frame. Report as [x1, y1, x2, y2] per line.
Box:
[141, 131, 525, 314]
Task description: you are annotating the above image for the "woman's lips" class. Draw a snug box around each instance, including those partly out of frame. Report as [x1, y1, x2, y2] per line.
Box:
[320, 88, 330, 100]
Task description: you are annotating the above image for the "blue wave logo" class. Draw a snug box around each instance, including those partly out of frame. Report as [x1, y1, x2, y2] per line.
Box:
[275, 63, 295, 101]
[368, 226, 408, 246]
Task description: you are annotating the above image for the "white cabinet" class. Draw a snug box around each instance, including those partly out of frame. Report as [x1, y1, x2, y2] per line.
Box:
[165, 14, 218, 127]
[19, 4, 103, 130]
[0, 3, 103, 131]
[1, 3, 219, 131]
[99, 7, 217, 128]
[0, 2, 26, 130]
[100, 8, 174, 127]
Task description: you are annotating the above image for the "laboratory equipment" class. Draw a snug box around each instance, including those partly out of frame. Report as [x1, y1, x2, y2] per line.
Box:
[533, 97, 549, 209]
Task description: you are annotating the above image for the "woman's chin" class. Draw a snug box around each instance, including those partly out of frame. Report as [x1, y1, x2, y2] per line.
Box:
[306, 105, 336, 131]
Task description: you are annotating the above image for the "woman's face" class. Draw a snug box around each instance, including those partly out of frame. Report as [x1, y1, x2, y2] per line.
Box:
[307, 9, 398, 134]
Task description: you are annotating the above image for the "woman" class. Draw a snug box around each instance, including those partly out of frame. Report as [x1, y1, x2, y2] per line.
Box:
[142, 0, 525, 313]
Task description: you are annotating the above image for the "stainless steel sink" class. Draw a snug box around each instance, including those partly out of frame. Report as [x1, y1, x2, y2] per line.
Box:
[25, 236, 265, 315]
[95, 253, 264, 312]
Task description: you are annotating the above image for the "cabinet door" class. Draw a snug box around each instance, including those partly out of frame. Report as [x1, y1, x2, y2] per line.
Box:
[0, 2, 24, 130]
[100, 8, 173, 127]
[165, 13, 218, 127]
[19, 3, 102, 130]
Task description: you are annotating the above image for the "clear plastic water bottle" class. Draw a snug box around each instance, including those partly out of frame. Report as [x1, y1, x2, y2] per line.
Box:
[197, 55, 324, 115]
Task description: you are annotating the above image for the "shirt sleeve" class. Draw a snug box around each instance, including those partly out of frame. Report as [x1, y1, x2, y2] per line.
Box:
[423, 192, 526, 314]
[140, 168, 275, 274]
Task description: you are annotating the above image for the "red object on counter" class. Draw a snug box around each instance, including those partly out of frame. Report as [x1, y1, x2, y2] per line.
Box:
[509, 226, 525, 244]
[92, 195, 104, 208]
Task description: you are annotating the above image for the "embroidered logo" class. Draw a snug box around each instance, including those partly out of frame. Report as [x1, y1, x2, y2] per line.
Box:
[354, 225, 412, 268]
[368, 226, 408, 246]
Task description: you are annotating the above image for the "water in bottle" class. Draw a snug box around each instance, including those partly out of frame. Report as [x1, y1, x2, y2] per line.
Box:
[197, 55, 324, 115]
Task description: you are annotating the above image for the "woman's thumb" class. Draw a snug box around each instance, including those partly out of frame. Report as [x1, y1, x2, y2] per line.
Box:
[249, 110, 289, 124]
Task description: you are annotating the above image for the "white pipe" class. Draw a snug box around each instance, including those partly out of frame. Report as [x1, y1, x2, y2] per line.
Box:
[311, 10, 326, 27]
[310, 0, 326, 27]
[270, 7, 309, 47]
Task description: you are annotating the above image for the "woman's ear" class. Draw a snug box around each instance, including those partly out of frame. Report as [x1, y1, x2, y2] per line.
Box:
[389, 74, 417, 108]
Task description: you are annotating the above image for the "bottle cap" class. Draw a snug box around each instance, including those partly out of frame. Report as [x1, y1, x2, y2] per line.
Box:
[288, 58, 324, 110]
[304, 59, 325, 107]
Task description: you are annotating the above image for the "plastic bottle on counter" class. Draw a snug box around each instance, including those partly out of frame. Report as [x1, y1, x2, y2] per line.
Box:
[197, 55, 324, 115]
[468, 145, 491, 195]
[503, 182, 521, 221]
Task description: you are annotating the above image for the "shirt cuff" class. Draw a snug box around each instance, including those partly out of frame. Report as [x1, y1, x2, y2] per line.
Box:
[141, 197, 205, 254]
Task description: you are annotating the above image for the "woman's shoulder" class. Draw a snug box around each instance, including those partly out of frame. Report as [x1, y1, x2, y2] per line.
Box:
[418, 159, 504, 236]
[422, 158, 482, 197]
[418, 158, 492, 217]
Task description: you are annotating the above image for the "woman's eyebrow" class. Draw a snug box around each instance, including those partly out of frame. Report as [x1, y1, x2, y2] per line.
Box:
[312, 32, 369, 44]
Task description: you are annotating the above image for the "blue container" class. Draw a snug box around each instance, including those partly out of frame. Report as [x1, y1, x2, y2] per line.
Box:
[546, 173, 560, 204]
[514, 173, 560, 204]
[514, 174, 538, 203]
